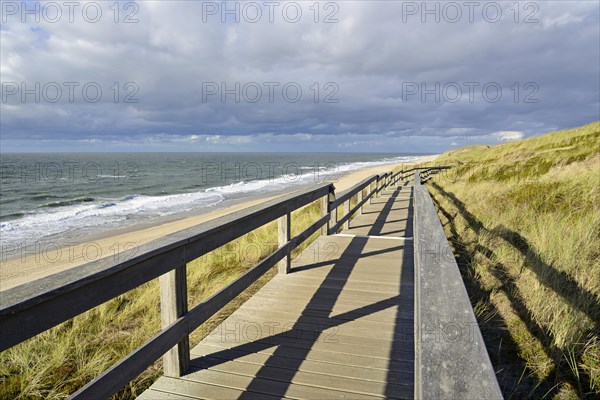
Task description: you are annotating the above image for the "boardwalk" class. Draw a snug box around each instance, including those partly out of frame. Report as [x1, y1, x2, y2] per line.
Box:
[140, 182, 416, 399]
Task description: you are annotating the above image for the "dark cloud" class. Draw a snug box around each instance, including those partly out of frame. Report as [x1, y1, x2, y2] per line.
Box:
[1, 1, 598, 152]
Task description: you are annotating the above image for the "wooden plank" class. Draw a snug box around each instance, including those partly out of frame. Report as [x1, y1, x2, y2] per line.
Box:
[199, 322, 410, 354]
[217, 308, 410, 339]
[326, 189, 336, 235]
[190, 344, 412, 385]
[357, 189, 363, 216]
[145, 376, 283, 400]
[202, 314, 406, 345]
[252, 289, 413, 317]
[160, 265, 190, 377]
[137, 388, 202, 400]
[240, 292, 412, 319]
[320, 195, 328, 236]
[187, 356, 413, 399]
[193, 340, 413, 373]
[236, 302, 409, 325]
[276, 276, 407, 295]
[342, 200, 350, 230]
[175, 368, 387, 400]
[278, 213, 291, 274]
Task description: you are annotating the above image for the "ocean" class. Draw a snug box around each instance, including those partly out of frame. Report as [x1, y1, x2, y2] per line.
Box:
[0, 153, 425, 256]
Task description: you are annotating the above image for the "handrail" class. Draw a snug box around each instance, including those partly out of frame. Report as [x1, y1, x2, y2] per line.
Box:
[413, 170, 501, 399]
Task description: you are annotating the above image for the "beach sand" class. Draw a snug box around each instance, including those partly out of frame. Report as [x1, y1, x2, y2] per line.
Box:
[0, 155, 438, 290]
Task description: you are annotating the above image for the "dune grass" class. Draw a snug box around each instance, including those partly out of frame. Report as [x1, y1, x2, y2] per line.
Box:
[0, 199, 325, 399]
[423, 121, 600, 398]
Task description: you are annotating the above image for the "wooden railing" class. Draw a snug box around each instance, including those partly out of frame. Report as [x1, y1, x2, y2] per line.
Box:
[0, 166, 410, 399]
[413, 169, 502, 399]
[419, 166, 451, 182]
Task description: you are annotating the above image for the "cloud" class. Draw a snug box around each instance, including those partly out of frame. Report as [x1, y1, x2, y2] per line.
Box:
[493, 131, 525, 142]
[0, 1, 598, 152]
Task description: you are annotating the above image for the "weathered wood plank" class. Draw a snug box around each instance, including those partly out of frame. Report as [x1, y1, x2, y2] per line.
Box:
[190, 344, 412, 385]
[137, 388, 203, 400]
[342, 200, 350, 230]
[320, 195, 328, 236]
[193, 340, 413, 373]
[187, 356, 413, 398]
[160, 265, 190, 377]
[144, 376, 283, 400]
[278, 213, 291, 274]
[177, 368, 388, 400]
[357, 189, 363, 216]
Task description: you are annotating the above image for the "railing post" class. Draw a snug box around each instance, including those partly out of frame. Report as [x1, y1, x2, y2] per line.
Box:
[327, 186, 336, 234]
[320, 195, 328, 236]
[278, 212, 291, 274]
[159, 265, 190, 377]
[342, 199, 350, 230]
[357, 189, 363, 216]
[376, 175, 381, 198]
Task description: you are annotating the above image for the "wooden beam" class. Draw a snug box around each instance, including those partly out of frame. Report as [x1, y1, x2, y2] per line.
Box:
[327, 188, 336, 235]
[357, 189, 363, 216]
[159, 265, 190, 377]
[320, 195, 328, 236]
[277, 213, 291, 274]
[342, 200, 350, 230]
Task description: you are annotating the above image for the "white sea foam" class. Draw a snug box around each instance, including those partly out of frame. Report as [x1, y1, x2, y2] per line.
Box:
[0, 155, 421, 251]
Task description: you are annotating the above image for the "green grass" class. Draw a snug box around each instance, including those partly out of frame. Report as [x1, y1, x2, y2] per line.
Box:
[0, 200, 325, 399]
[423, 121, 600, 398]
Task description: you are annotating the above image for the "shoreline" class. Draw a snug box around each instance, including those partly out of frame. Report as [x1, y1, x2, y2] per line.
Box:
[0, 155, 438, 291]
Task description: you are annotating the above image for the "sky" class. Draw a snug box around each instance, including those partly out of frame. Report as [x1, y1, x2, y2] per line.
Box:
[1, 0, 599, 153]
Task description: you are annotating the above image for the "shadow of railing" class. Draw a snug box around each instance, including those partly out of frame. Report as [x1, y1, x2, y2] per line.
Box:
[385, 186, 415, 398]
[366, 185, 413, 238]
[429, 181, 597, 397]
[429, 193, 554, 398]
[188, 234, 415, 398]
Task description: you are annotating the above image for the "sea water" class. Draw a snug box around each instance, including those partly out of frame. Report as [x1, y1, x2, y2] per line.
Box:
[0, 153, 426, 256]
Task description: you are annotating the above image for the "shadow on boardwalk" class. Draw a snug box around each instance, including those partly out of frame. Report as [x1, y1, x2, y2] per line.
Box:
[190, 185, 415, 399]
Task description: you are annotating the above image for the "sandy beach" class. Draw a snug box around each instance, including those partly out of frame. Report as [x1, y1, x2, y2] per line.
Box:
[0, 155, 438, 290]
